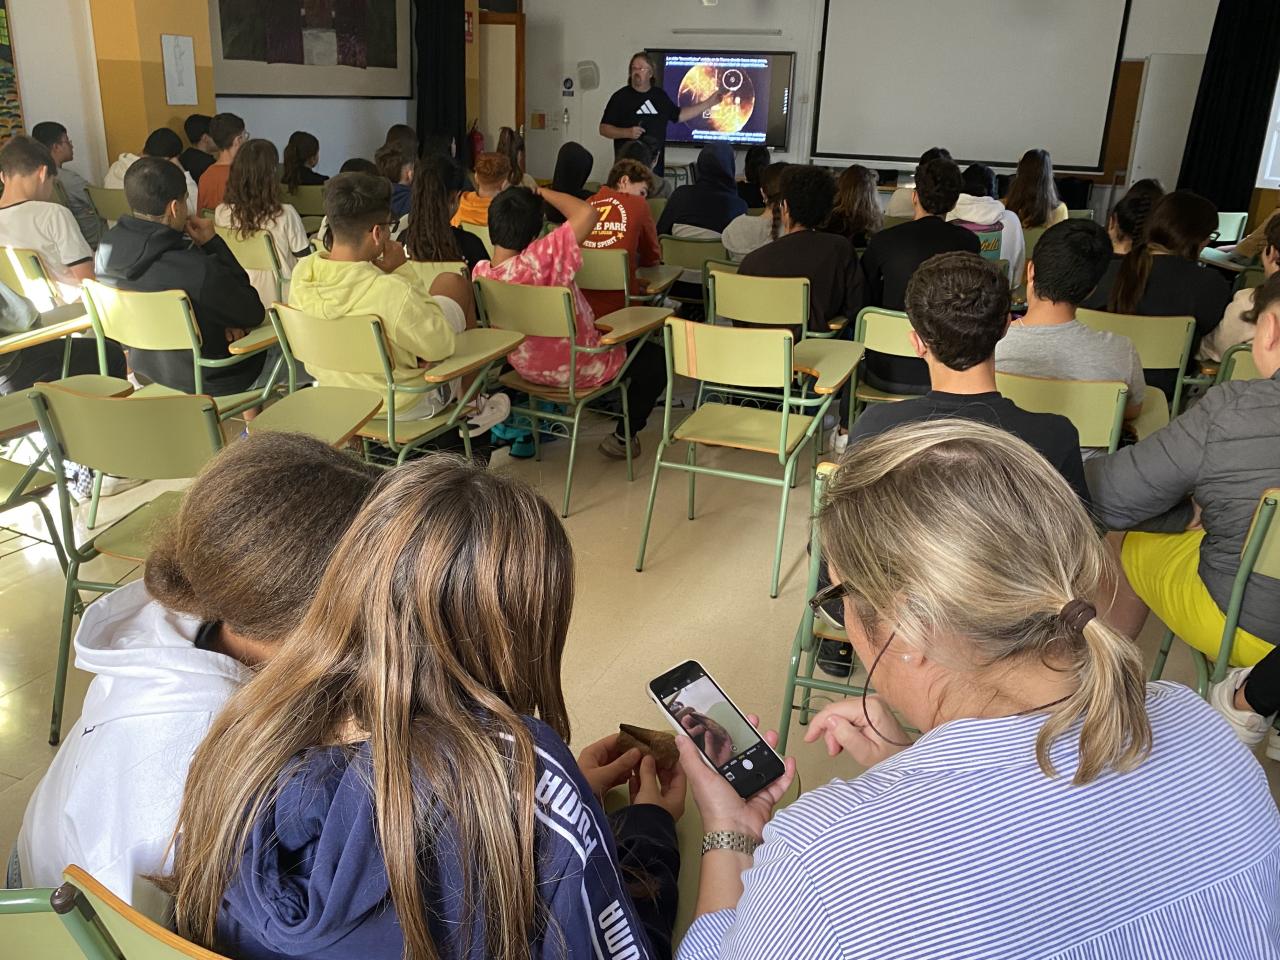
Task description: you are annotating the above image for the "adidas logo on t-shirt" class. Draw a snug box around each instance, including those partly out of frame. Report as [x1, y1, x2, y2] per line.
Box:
[637, 100, 659, 116]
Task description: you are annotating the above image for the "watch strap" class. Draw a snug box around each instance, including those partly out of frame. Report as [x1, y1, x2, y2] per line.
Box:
[701, 830, 760, 856]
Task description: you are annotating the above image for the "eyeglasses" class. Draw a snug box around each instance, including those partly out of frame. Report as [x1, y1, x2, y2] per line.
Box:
[808, 579, 851, 629]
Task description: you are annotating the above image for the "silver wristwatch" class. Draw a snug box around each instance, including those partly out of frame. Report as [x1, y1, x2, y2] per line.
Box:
[701, 830, 761, 856]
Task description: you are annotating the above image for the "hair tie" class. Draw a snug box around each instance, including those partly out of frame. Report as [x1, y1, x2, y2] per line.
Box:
[1059, 599, 1097, 636]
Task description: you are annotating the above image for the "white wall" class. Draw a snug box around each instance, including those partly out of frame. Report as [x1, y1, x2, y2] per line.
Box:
[1122, 0, 1218, 58]
[8, 0, 109, 182]
[215, 97, 413, 173]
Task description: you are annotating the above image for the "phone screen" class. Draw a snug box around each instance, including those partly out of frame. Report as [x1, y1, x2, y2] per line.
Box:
[650, 660, 784, 797]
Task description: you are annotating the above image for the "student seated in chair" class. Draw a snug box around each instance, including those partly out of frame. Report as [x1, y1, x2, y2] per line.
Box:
[655, 143, 745, 239]
[196, 112, 248, 214]
[947, 162, 1025, 285]
[400, 152, 489, 273]
[452, 152, 511, 228]
[31, 120, 102, 248]
[1199, 213, 1280, 364]
[289, 172, 508, 432]
[375, 139, 415, 219]
[179, 113, 216, 184]
[1089, 272, 1280, 750]
[104, 127, 199, 217]
[473, 184, 668, 460]
[996, 218, 1145, 457]
[0, 135, 95, 303]
[96, 157, 265, 395]
[582, 157, 661, 317]
[13, 433, 378, 914]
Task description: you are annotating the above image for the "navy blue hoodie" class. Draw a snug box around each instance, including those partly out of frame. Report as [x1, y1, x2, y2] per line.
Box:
[655, 144, 745, 236]
[215, 717, 679, 960]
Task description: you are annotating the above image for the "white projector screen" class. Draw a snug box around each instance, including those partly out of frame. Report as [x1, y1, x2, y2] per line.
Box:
[813, 0, 1131, 171]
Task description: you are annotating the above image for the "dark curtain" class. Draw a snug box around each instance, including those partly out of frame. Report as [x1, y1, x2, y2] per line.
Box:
[414, 0, 467, 162]
[1177, 0, 1280, 210]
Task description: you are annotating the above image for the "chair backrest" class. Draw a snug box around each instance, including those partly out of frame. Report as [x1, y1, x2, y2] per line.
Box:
[271, 303, 389, 376]
[1234, 265, 1266, 293]
[86, 185, 131, 224]
[659, 235, 727, 270]
[82, 279, 199, 352]
[882, 215, 911, 230]
[1245, 489, 1280, 582]
[1023, 225, 1048, 262]
[460, 222, 492, 255]
[1076, 308, 1195, 372]
[646, 197, 667, 223]
[398, 259, 468, 291]
[1218, 343, 1261, 383]
[65, 865, 233, 959]
[995, 372, 1127, 450]
[708, 271, 808, 329]
[280, 185, 326, 218]
[1067, 209, 1095, 221]
[32, 381, 223, 480]
[474, 277, 576, 338]
[2, 246, 59, 311]
[575, 247, 631, 295]
[214, 226, 284, 282]
[666, 317, 792, 388]
[975, 228, 1003, 261]
[0, 884, 114, 960]
[853, 307, 916, 357]
[1217, 211, 1249, 244]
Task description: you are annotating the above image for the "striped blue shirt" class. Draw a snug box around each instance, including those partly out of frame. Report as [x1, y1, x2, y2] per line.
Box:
[678, 682, 1280, 959]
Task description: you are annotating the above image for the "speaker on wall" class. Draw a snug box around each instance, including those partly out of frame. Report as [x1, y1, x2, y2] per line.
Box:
[577, 61, 600, 92]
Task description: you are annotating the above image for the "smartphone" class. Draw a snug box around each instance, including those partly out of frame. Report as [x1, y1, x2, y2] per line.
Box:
[648, 659, 785, 798]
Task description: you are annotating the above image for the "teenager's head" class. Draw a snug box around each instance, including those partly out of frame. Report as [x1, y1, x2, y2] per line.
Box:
[913, 157, 963, 217]
[744, 145, 771, 187]
[281, 130, 321, 193]
[208, 113, 247, 158]
[1246, 271, 1280, 379]
[488, 186, 543, 251]
[142, 127, 183, 163]
[184, 113, 213, 151]
[420, 132, 456, 161]
[617, 139, 654, 170]
[145, 433, 377, 657]
[339, 157, 379, 176]
[1108, 179, 1164, 251]
[473, 152, 513, 197]
[1264, 213, 1280, 278]
[961, 163, 997, 199]
[1108, 190, 1218, 314]
[1028, 219, 1113, 308]
[123, 156, 190, 227]
[383, 123, 418, 154]
[778, 164, 835, 231]
[224, 139, 284, 236]
[906, 251, 1011, 370]
[919, 146, 951, 165]
[375, 140, 414, 186]
[323, 172, 397, 260]
[31, 121, 72, 165]
[604, 157, 654, 197]
[404, 152, 467, 262]
[0, 135, 57, 200]
[1005, 148, 1060, 228]
[629, 51, 657, 90]
[833, 163, 881, 236]
[171, 455, 574, 958]
[496, 126, 526, 186]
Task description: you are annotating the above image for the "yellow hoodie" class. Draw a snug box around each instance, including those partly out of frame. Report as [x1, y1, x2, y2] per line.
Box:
[287, 253, 456, 412]
[451, 191, 492, 227]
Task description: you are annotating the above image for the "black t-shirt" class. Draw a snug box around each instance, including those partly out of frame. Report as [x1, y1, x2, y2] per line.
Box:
[738, 230, 864, 334]
[850, 390, 1090, 505]
[180, 147, 214, 183]
[601, 85, 680, 173]
[859, 216, 982, 391]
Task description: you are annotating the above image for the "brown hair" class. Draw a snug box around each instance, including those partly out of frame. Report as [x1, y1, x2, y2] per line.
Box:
[1265, 211, 1280, 260]
[1108, 190, 1218, 314]
[375, 141, 413, 184]
[224, 139, 284, 237]
[323, 172, 393, 246]
[144, 432, 377, 642]
[0, 134, 55, 178]
[830, 163, 882, 242]
[404, 153, 466, 263]
[761, 161, 789, 242]
[473, 152, 512, 191]
[281, 130, 320, 193]
[821, 419, 1152, 785]
[1004, 148, 1060, 228]
[496, 126, 526, 187]
[169, 454, 576, 960]
[605, 158, 654, 192]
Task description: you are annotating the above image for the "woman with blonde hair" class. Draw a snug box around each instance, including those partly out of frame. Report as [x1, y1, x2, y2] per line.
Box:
[168, 456, 685, 960]
[213, 138, 311, 307]
[675, 420, 1280, 959]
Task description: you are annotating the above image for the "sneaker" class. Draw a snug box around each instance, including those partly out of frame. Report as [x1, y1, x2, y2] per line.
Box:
[817, 639, 853, 678]
[70, 467, 143, 502]
[100, 475, 144, 497]
[827, 427, 849, 457]
[466, 393, 511, 436]
[1208, 666, 1270, 747]
[509, 438, 536, 459]
[598, 432, 640, 460]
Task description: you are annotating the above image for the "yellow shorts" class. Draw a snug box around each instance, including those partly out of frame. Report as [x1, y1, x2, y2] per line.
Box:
[1122, 529, 1274, 667]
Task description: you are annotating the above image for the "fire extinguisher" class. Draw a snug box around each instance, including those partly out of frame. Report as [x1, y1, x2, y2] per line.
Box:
[467, 122, 484, 168]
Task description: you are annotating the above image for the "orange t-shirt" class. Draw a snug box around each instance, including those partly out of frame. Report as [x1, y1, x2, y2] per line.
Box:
[581, 187, 660, 318]
[451, 191, 492, 227]
[196, 163, 231, 215]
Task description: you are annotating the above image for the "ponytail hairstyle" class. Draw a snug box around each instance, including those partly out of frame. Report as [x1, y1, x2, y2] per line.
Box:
[223, 138, 284, 237]
[403, 152, 466, 263]
[760, 161, 789, 241]
[1109, 189, 1217, 314]
[281, 131, 320, 193]
[1004, 147, 1060, 228]
[1108, 179, 1163, 253]
[831, 163, 882, 243]
[819, 419, 1152, 785]
[496, 126, 526, 187]
[169, 455, 575, 960]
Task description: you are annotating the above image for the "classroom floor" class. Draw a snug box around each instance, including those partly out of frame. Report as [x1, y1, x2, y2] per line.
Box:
[1, 387, 1278, 909]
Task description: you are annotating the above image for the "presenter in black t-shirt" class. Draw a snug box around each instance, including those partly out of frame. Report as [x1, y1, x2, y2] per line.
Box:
[599, 51, 726, 176]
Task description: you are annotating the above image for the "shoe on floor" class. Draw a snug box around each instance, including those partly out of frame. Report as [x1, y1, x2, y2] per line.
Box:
[828, 427, 849, 457]
[466, 393, 511, 436]
[598, 432, 640, 460]
[1208, 666, 1270, 747]
[817, 639, 853, 678]
[70, 466, 143, 502]
[100, 475, 144, 497]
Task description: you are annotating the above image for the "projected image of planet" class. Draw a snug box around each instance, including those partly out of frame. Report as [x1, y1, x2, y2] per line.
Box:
[678, 63, 755, 134]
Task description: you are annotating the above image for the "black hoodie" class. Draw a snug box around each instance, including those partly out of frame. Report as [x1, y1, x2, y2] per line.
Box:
[95, 216, 265, 394]
[546, 141, 595, 224]
[655, 144, 746, 236]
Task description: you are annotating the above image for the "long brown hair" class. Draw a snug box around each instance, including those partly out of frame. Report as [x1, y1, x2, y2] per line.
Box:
[169, 455, 575, 960]
[497, 126, 526, 187]
[1108, 189, 1218, 314]
[403, 153, 466, 262]
[1004, 148, 1060, 228]
[281, 130, 319, 193]
[224, 138, 284, 236]
[829, 163, 882, 242]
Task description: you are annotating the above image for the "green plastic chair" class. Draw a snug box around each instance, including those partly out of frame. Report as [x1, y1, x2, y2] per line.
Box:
[2, 246, 62, 312]
[1216, 212, 1249, 245]
[246, 386, 382, 447]
[460, 222, 492, 255]
[1150, 488, 1280, 695]
[280, 184, 325, 219]
[85, 186, 130, 227]
[646, 197, 668, 224]
[635, 319, 861, 597]
[975, 228, 1003, 262]
[213, 227, 286, 303]
[659, 235, 728, 310]
[850, 307, 921, 410]
[270, 303, 520, 466]
[475, 277, 670, 515]
[882, 215, 911, 230]
[29, 382, 225, 745]
[994, 372, 1127, 452]
[1234, 264, 1266, 293]
[707, 271, 809, 332]
[0, 881, 122, 960]
[397, 259, 468, 290]
[1023, 225, 1048, 263]
[701, 258, 739, 323]
[1077, 308, 1196, 413]
[1217, 342, 1261, 383]
[1067, 209, 1095, 221]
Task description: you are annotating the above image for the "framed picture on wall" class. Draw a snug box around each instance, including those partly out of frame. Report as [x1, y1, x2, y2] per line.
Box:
[209, 0, 411, 98]
[0, 0, 24, 142]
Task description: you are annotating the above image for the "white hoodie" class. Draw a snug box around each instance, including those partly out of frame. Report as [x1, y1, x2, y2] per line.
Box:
[947, 193, 1026, 286]
[17, 581, 251, 918]
[103, 153, 199, 217]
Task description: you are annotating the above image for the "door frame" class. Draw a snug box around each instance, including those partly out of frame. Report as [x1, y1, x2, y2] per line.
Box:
[479, 11, 525, 136]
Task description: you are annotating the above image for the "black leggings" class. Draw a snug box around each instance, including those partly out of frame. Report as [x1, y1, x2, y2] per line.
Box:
[1245, 647, 1280, 716]
[0, 338, 126, 394]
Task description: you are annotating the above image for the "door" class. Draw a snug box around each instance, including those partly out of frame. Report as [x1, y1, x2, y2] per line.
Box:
[478, 12, 525, 149]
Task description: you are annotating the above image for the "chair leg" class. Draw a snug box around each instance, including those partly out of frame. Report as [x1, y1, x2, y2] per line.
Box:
[530, 406, 543, 462]
[460, 424, 473, 462]
[619, 386, 634, 483]
[560, 405, 585, 518]
[86, 471, 103, 530]
[34, 497, 68, 575]
[1193, 651, 1210, 699]
[686, 443, 697, 520]
[635, 442, 669, 572]
[1150, 627, 1175, 681]
[50, 565, 80, 745]
[771, 462, 797, 599]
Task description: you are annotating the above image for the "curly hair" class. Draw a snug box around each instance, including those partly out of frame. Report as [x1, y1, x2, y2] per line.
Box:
[224, 139, 284, 237]
[403, 153, 466, 263]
